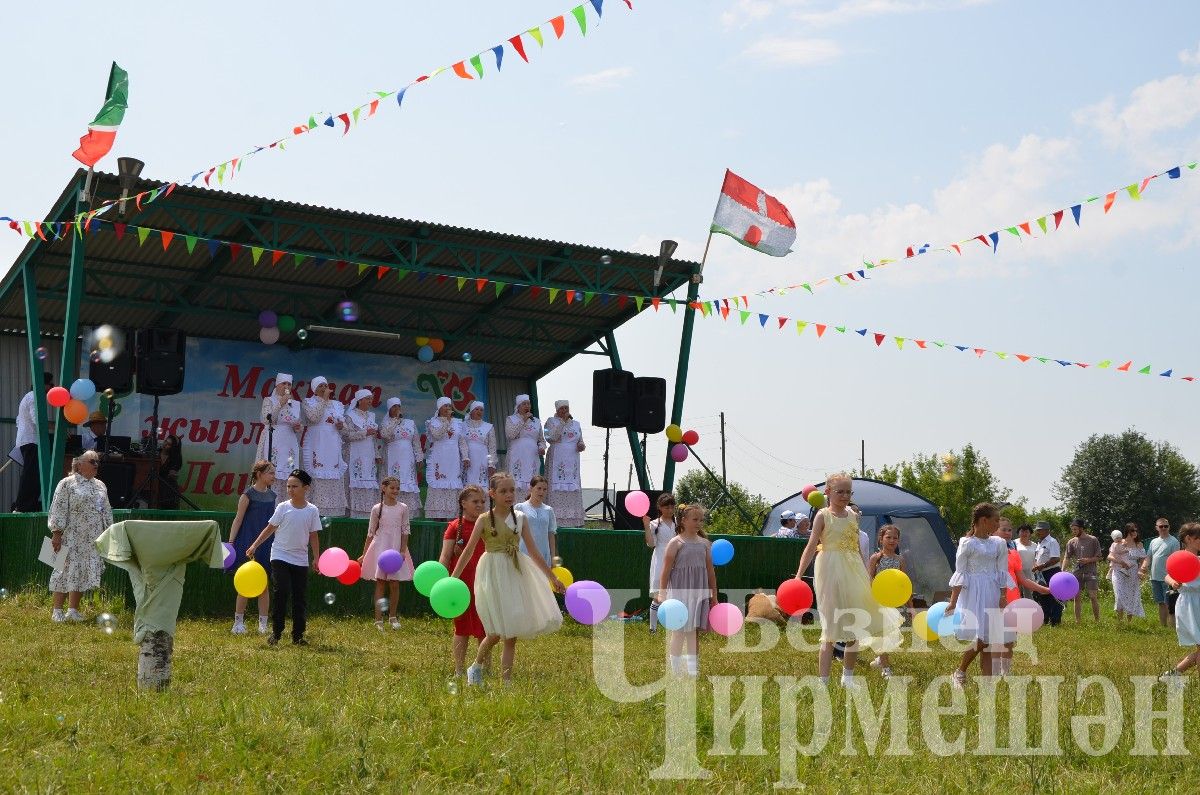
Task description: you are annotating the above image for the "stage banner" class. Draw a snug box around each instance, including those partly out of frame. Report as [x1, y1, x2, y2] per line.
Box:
[99, 336, 488, 510]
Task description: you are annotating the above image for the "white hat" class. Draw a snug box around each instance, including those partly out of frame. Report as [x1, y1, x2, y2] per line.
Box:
[781, 510, 796, 521]
[352, 388, 373, 405]
[554, 399, 569, 410]
[436, 397, 452, 410]
[276, 373, 293, 385]
[468, 400, 484, 415]
[386, 397, 401, 410]
[311, 376, 328, 390]
[513, 394, 530, 414]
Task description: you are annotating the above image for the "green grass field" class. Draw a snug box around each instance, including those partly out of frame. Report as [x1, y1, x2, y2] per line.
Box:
[1, 587, 1196, 792]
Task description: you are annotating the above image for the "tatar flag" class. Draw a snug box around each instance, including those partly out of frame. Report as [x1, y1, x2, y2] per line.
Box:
[71, 62, 129, 168]
[710, 169, 796, 257]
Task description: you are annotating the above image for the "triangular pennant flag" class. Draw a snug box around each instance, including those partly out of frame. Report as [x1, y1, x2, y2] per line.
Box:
[159, 230, 174, 250]
[358, 263, 369, 276]
[915, 340, 927, 349]
[352, 107, 361, 126]
[1125, 184, 1141, 201]
[720, 306, 729, 319]
[1103, 191, 1116, 213]
[184, 235, 198, 254]
[376, 266, 387, 280]
[699, 302, 710, 317]
[894, 337, 904, 350]
[368, 99, 379, 116]
[223, 243, 239, 262]
[566, 290, 575, 305]
[1116, 361, 1132, 372]
[1075, 362, 1088, 368]
[667, 297, 676, 313]
[954, 346, 968, 352]
[1036, 357, 1048, 364]
[634, 296, 644, 312]
[1161, 369, 1173, 377]
[1015, 354, 1031, 362]
[1138, 365, 1152, 375]
[205, 239, 220, 258]
[495, 282, 505, 297]
[1018, 222, 1032, 235]
[216, 163, 227, 184]
[550, 16, 566, 38]
[1052, 210, 1064, 229]
[1055, 360, 1072, 367]
[933, 342, 947, 348]
[452, 61, 474, 79]
[475, 278, 487, 292]
[136, 226, 151, 246]
[571, 5, 587, 35]
[1005, 226, 1021, 238]
[855, 328, 867, 336]
[975, 234, 989, 247]
[456, 276, 467, 291]
[1036, 217, 1048, 234]
[396, 88, 407, 107]
[509, 35, 529, 62]
[835, 326, 846, 333]
[732, 296, 740, 308]
[777, 317, 788, 330]
[338, 113, 351, 135]
[975, 348, 986, 358]
[336, 260, 348, 272]
[988, 232, 999, 251]
[530, 285, 542, 300]
[271, 250, 285, 266]
[796, 320, 807, 335]
[815, 324, 826, 337]
[1167, 166, 1182, 179]
[528, 27, 544, 46]
[548, 287, 560, 303]
[995, 352, 1008, 360]
[491, 45, 505, 71]
[1096, 360, 1112, 369]
[469, 54, 484, 78]
[395, 269, 409, 281]
[250, 246, 264, 265]
[591, 0, 605, 16]
[1071, 205, 1082, 225]
[739, 310, 750, 325]
[652, 297, 660, 311]
[873, 333, 885, 346]
[323, 115, 335, 127]
[801, 283, 813, 294]
[758, 314, 768, 327]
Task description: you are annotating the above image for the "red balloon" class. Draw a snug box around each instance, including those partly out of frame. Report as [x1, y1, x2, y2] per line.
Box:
[1166, 550, 1200, 584]
[776, 578, 813, 615]
[801, 485, 816, 499]
[337, 560, 362, 585]
[46, 386, 70, 408]
[681, 429, 700, 446]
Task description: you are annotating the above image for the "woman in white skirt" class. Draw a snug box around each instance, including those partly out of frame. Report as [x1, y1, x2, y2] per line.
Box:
[302, 376, 347, 517]
[341, 388, 380, 518]
[380, 397, 423, 517]
[256, 373, 302, 502]
[424, 397, 466, 519]
[543, 399, 585, 526]
[504, 394, 545, 495]
[461, 400, 496, 490]
[451, 471, 565, 684]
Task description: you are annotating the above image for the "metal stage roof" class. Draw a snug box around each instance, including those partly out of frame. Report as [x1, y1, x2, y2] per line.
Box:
[1, 170, 699, 381]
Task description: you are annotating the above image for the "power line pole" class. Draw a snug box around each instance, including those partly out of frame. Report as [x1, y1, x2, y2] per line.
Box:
[861, 439, 866, 477]
[720, 411, 727, 485]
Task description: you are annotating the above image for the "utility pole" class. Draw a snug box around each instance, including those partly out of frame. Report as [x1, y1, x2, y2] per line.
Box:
[860, 439, 866, 478]
[627, 463, 634, 490]
[720, 411, 727, 485]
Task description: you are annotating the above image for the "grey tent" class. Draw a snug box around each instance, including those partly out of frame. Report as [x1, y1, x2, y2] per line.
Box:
[763, 478, 956, 606]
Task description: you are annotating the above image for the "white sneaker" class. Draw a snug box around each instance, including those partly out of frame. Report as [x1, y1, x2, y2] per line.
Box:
[466, 664, 484, 686]
[390, 617, 401, 630]
[231, 620, 247, 635]
[1159, 670, 1185, 690]
[66, 609, 85, 622]
[841, 673, 861, 689]
[869, 657, 883, 669]
[51, 609, 66, 623]
[881, 667, 893, 679]
[951, 670, 967, 689]
[374, 620, 386, 632]
[257, 617, 269, 635]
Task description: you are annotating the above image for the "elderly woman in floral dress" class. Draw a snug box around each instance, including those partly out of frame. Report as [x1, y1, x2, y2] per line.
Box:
[380, 397, 423, 517]
[302, 376, 347, 517]
[461, 401, 497, 491]
[341, 388, 381, 518]
[504, 394, 545, 495]
[257, 372, 302, 502]
[47, 449, 113, 622]
[543, 399, 585, 526]
[425, 397, 467, 519]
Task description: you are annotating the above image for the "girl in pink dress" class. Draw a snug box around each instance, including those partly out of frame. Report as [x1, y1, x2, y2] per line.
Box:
[359, 476, 415, 630]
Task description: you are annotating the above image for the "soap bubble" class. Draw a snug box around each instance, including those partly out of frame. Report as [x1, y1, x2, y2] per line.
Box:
[600, 254, 612, 265]
[337, 300, 359, 322]
[446, 679, 459, 694]
[324, 593, 336, 605]
[35, 347, 48, 360]
[297, 329, 309, 341]
[102, 388, 115, 399]
[462, 352, 472, 363]
[0, 588, 8, 600]
[376, 598, 390, 613]
[89, 350, 102, 363]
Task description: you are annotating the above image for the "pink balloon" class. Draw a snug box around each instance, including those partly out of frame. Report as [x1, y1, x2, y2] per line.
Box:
[624, 490, 650, 518]
[1003, 597, 1044, 634]
[670, 443, 689, 462]
[708, 602, 744, 637]
[801, 485, 816, 499]
[317, 547, 350, 578]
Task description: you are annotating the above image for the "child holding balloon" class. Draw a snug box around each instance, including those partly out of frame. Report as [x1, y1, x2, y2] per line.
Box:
[656, 503, 717, 677]
[452, 472, 566, 685]
[867, 524, 911, 678]
[359, 476, 413, 631]
[642, 492, 678, 633]
[1160, 522, 1200, 687]
[438, 485, 490, 677]
[227, 460, 276, 636]
[946, 503, 1009, 686]
[246, 469, 323, 646]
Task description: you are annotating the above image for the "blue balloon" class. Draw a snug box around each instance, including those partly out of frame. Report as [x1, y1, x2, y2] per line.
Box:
[657, 598, 689, 631]
[69, 378, 96, 402]
[711, 538, 734, 566]
[926, 600, 962, 637]
[417, 345, 434, 363]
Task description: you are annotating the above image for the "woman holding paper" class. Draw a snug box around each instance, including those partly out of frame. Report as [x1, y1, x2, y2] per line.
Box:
[46, 449, 113, 623]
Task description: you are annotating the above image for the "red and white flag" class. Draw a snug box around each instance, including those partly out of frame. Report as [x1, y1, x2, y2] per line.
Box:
[709, 169, 796, 257]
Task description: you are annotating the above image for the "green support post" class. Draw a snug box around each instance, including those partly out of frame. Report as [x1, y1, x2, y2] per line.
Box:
[528, 380, 543, 476]
[23, 261, 53, 510]
[662, 269, 701, 491]
[603, 331, 649, 489]
[47, 192, 88, 502]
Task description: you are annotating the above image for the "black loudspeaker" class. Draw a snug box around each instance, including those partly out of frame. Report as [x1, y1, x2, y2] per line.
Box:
[591, 368, 634, 428]
[135, 328, 186, 396]
[88, 336, 134, 394]
[614, 489, 670, 530]
[96, 459, 137, 508]
[631, 376, 667, 434]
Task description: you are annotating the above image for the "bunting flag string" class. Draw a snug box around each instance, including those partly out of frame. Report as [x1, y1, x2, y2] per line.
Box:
[686, 298, 1197, 385]
[701, 160, 1198, 307]
[1, 0, 633, 233]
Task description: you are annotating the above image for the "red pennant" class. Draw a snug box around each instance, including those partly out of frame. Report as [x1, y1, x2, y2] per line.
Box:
[1103, 191, 1116, 213]
[529, 285, 542, 299]
[975, 234, 989, 247]
[566, 290, 575, 304]
[368, 99, 379, 116]
[915, 340, 927, 349]
[1116, 361, 1132, 372]
[335, 260, 347, 271]
[741, 295, 749, 307]
[292, 126, 306, 135]
[550, 15, 566, 37]
[113, 223, 127, 240]
[652, 297, 660, 311]
[377, 266, 387, 280]
[720, 307, 729, 319]
[1018, 222, 1031, 235]
[509, 35, 529, 62]
[1184, 377, 1195, 382]
[974, 348, 985, 357]
[778, 317, 788, 329]
[204, 168, 215, 186]
[160, 230, 174, 251]
[905, 247, 914, 258]
[950, 244, 961, 255]
[230, 158, 239, 173]
[1053, 210, 1064, 229]
[618, 295, 628, 309]
[1015, 354, 1031, 362]
[1141, 176, 1154, 193]
[845, 272, 857, 281]
[874, 333, 885, 346]
[135, 192, 145, 213]
[452, 61, 473, 79]
[415, 74, 430, 83]
[815, 324, 827, 338]
[722, 298, 729, 310]
[270, 250, 284, 266]
[1075, 362, 1088, 368]
[338, 113, 351, 134]
[164, 183, 177, 198]
[476, 278, 487, 292]
[229, 243, 242, 261]
[436, 275, 448, 284]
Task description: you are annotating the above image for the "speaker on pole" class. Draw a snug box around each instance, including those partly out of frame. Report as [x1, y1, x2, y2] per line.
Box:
[591, 368, 634, 428]
[97, 459, 138, 509]
[88, 332, 134, 394]
[135, 329, 187, 396]
[631, 376, 667, 434]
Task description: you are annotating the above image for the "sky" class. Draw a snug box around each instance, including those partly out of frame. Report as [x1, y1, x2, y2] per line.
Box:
[3, 1, 1200, 514]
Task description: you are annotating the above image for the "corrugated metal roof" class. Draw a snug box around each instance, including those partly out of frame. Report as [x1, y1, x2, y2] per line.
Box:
[1, 170, 698, 380]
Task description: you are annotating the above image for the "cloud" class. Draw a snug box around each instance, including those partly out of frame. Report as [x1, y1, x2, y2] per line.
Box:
[720, 0, 777, 28]
[1075, 75, 1200, 152]
[788, 0, 991, 28]
[568, 66, 634, 91]
[742, 37, 841, 66]
[1180, 42, 1200, 66]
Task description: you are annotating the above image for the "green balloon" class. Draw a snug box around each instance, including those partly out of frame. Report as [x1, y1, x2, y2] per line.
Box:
[277, 315, 297, 333]
[413, 560, 449, 597]
[429, 576, 470, 619]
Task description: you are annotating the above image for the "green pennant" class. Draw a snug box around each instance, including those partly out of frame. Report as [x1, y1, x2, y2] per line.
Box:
[136, 226, 151, 246]
[732, 296, 740, 308]
[1036, 216, 1048, 234]
[1097, 360, 1112, 368]
[184, 235, 198, 254]
[1125, 184, 1141, 200]
[634, 296, 644, 312]
[700, 303, 710, 317]
[835, 326, 846, 334]
[352, 107, 361, 125]
[739, 310, 750, 325]
[216, 163, 227, 184]
[307, 116, 317, 129]
[795, 321, 807, 335]
[834, 276, 846, 285]
[470, 54, 484, 78]
[528, 27, 544, 46]
[395, 269, 409, 281]
[667, 297, 676, 313]
[456, 277, 467, 291]
[864, 260, 875, 269]
[571, 4, 587, 34]
[374, 91, 392, 98]
[1036, 357, 1049, 364]
[278, 141, 286, 151]
[584, 291, 595, 305]
[293, 254, 305, 267]
[548, 288, 560, 304]
[20, 221, 32, 237]
[894, 337, 904, 350]
[994, 352, 1008, 360]
[1138, 364, 1151, 375]
[357, 263, 369, 276]
[802, 283, 813, 294]
[1005, 226, 1020, 237]
[250, 247, 264, 265]
[1189, 162, 1198, 169]
[932, 341, 946, 348]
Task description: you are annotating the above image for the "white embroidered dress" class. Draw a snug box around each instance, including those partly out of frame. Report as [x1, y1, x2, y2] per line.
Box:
[302, 395, 347, 516]
[504, 414, 545, 493]
[424, 416, 467, 518]
[461, 418, 497, 490]
[256, 395, 302, 502]
[381, 415, 423, 516]
[341, 405, 380, 517]
[544, 416, 585, 525]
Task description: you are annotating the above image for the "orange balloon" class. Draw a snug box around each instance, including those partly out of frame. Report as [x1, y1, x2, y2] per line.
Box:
[429, 338, 445, 354]
[63, 399, 89, 425]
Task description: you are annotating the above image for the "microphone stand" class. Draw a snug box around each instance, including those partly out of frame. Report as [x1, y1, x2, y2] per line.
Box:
[266, 412, 275, 464]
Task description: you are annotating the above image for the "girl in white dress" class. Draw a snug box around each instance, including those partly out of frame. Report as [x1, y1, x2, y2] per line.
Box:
[341, 388, 380, 518]
[946, 503, 1009, 686]
[642, 492, 677, 633]
[544, 399, 585, 526]
[1109, 522, 1148, 621]
[380, 397, 423, 517]
[460, 400, 497, 490]
[256, 373, 302, 503]
[504, 394, 544, 494]
[302, 376, 347, 517]
[424, 397, 467, 519]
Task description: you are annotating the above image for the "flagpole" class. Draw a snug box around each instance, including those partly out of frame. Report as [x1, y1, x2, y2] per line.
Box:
[81, 167, 95, 203]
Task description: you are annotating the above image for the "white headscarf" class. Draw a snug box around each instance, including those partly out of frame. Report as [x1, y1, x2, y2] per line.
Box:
[276, 373, 293, 385]
[513, 394, 530, 416]
[431, 396, 453, 423]
[466, 400, 485, 424]
[554, 399, 569, 411]
[351, 388, 373, 408]
[310, 376, 328, 392]
[386, 397, 402, 414]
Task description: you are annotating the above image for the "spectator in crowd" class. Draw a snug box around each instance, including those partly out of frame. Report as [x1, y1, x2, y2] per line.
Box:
[1149, 517, 1180, 628]
[774, 510, 800, 538]
[1031, 521, 1063, 626]
[46, 450, 112, 622]
[1064, 518, 1101, 623]
[1014, 524, 1037, 596]
[11, 372, 53, 512]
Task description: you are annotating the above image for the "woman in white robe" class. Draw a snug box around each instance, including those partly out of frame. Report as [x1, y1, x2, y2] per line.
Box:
[504, 393, 545, 495]
[302, 375, 347, 517]
[424, 396, 467, 518]
[256, 372, 302, 503]
[341, 388, 380, 518]
[461, 400, 497, 491]
[544, 399, 585, 525]
[380, 397, 423, 517]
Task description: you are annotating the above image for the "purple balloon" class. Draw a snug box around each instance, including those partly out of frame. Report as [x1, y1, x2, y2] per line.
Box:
[1048, 571, 1080, 601]
[222, 542, 236, 570]
[378, 549, 404, 575]
[258, 309, 278, 328]
[670, 443, 689, 463]
[565, 580, 611, 625]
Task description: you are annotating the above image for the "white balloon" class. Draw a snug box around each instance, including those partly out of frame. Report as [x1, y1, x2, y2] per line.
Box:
[259, 326, 280, 345]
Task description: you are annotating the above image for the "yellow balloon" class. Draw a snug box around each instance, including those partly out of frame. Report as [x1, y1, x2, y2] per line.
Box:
[234, 560, 268, 598]
[912, 610, 939, 642]
[806, 491, 825, 510]
[415, 336, 430, 346]
[871, 568, 913, 608]
[665, 424, 683, 443]
[550, 565, 574, 589]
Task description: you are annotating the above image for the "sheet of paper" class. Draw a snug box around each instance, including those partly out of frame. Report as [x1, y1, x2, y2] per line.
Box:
[37, 536, 65, 571]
